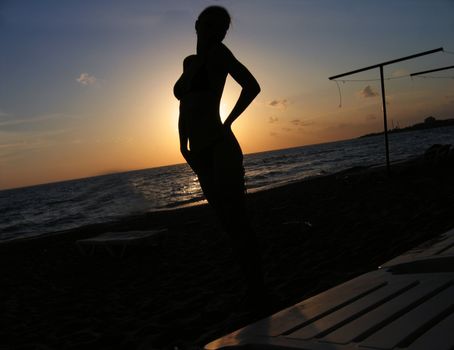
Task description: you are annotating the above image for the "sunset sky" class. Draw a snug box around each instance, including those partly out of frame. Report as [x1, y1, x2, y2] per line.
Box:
[1, 0, 454, 190]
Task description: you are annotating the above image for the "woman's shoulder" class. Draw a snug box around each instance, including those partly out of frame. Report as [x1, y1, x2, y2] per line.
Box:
[184, 54, 197, 60]
[209, 43, 236, 66]
[211, 43, 234, 56]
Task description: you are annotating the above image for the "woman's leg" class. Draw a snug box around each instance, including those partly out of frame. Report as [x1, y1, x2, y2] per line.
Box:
[187, 147, 220, 211]
[189, 134, 265, 304]
[213, 131, 265, 299]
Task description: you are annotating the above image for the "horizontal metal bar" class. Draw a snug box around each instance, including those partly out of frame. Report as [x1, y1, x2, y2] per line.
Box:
[410, 65, 454, 77]
[329, 48, 444, 80]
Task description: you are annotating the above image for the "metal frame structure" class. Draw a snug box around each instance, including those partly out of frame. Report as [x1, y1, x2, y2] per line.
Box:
[329, 47, 444, 174]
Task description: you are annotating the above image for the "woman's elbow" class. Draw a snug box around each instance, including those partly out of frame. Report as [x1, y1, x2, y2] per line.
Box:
[250, 81, 261, 97]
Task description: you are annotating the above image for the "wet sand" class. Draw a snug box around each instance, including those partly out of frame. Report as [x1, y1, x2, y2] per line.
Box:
[1, 149, 454, 350]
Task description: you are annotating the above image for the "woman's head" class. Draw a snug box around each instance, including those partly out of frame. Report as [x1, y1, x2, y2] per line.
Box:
[195, 6, 231, 43]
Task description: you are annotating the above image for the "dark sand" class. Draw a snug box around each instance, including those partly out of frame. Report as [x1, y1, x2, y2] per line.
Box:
[2, 150, 454, 350]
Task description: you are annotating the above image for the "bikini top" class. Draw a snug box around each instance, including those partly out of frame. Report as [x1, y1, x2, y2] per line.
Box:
[188, 60, 212, 93]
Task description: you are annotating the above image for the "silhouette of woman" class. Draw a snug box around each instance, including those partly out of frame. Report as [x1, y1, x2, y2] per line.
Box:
[174, 6, 265, 306]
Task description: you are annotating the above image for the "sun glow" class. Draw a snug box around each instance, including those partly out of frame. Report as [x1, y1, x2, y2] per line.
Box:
[220, 102, 229, 120]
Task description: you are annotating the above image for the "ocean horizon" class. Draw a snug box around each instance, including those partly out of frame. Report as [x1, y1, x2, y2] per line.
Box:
[2, 126, 454, 242]
[1, 136, 371, 193]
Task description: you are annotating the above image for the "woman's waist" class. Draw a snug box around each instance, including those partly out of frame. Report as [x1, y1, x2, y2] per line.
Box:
[186, 118, 224, 137]
[179, 108, 223, 125]
[179, 92, 220, 110]
[189, 128, 242, 154]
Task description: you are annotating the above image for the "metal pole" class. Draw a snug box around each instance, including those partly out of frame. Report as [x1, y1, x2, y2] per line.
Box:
[410, 65, 454, 77]
[328, 47, 443, 80]
[380, 65, 390, 175]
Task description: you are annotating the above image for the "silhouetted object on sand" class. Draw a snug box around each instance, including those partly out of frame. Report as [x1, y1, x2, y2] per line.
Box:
[174, 6, 264, 307]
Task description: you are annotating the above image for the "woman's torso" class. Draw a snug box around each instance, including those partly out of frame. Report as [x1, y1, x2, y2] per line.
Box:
[178, 46, 229, 152]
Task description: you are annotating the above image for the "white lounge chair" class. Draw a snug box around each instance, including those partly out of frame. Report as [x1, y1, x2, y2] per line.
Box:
[205, 228, 454, 350]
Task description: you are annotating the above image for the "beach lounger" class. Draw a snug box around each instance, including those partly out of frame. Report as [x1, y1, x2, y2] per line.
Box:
[205, 228, 454, 350]
[76, 229, 167, 257]
[380, 227, 454, 274]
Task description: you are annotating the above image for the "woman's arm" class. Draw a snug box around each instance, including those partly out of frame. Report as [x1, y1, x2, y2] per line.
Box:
[178, 116, 191, 161]
[223, 48, 261, 128]
[175, 56, 197, 160]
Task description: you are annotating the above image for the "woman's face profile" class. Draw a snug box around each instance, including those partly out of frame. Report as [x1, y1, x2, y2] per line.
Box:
[196, 16, 226, 43]
[196, 18, 214, 40]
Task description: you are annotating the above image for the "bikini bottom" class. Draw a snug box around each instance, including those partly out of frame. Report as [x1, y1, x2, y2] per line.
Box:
[187, 129, 246, 224]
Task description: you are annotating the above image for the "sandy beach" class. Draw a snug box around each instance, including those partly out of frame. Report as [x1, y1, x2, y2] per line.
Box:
[1, 147, 454, 350]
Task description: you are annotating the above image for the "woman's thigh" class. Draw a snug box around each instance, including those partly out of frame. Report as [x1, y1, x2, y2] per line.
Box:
[189, 131, 245, 213]
[213, 131, 245, 199]
[188, 148, 217, 203]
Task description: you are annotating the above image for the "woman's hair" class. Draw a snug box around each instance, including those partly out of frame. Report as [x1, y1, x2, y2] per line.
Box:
[196, 6, 231, 42]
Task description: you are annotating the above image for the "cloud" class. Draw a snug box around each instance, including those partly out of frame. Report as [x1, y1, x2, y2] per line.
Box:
[0, 113, 60, 126]
[0, 110, 9, 119]
[290, 119, 314, 127]
[392, 69, 408, 78]
[76, 73, 97, 86]
[290, 119, 300, 126]
[268, 99, 288, 109]
[269, 116, 279, 123]
[0, 135, 59, 164]
[445, 95, 454, 105]
[0, 113, 73, 133]
[270, 131, 279, 137]
[360, 85, 379, 98]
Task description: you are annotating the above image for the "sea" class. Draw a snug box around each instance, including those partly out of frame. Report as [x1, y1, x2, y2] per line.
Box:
[1, 126, 454, 242]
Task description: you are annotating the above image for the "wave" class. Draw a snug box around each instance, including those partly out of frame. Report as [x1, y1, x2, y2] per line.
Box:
[2, 126, 454, 241]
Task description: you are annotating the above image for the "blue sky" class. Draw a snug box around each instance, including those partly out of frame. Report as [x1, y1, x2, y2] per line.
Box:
[1, 0, 453, 189]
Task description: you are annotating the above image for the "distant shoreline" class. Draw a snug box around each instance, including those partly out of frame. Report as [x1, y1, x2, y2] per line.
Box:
[360, 117, 454, 138]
